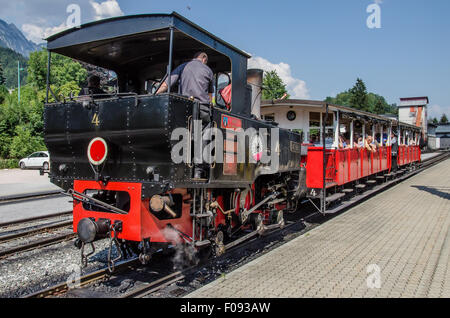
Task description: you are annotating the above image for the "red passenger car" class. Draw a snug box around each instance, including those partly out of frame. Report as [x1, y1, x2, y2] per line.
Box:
[261, 100, 422, 207]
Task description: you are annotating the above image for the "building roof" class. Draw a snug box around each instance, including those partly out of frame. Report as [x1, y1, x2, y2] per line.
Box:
[436, 124, 450, 134]
[399, 96, 429, 107]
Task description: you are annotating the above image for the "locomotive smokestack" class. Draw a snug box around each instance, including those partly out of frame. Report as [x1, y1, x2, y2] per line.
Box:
[247, 69, 264, 119]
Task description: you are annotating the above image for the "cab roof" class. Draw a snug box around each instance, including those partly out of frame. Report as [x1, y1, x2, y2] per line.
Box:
[46, 12, 250, 75]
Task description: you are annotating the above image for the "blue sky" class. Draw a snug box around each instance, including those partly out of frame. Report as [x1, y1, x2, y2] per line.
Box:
[1, 0, 449, 119]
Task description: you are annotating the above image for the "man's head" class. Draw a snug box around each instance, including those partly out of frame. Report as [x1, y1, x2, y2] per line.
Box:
[194, 52, 208, 65]
[88, 75, 101, 88]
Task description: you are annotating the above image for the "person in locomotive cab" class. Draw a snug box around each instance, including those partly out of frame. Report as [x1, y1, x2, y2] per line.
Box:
[79, 75, 108, 98]
[156, 52, 214, 179]
[156, 51, 214, 106]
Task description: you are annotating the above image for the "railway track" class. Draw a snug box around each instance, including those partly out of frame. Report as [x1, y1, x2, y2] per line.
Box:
[24, 257, 141, 298]
[0, 211, 74, 259]
[0, 211, 73, 228]
[23, 151, 449, 298]
[0, 232, 76, 259]
[0, 190, 63, 205]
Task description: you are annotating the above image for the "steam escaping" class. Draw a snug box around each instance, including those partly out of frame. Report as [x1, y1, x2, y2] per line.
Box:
[162, 226, 199, 270]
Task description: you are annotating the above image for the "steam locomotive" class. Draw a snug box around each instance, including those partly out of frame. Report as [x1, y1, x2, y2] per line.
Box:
[44, 13, 305, 268]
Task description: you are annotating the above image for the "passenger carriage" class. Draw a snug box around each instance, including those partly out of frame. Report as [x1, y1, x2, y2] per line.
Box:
[261, 99, 422, 204]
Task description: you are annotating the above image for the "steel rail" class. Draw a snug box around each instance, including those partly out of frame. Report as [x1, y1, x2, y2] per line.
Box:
[0, 211, 73, 228]
[0, 191, 63, 204]
[0, 220, 73, 243]
[24, 257, 140, 298]
[0, 232, 76, 259]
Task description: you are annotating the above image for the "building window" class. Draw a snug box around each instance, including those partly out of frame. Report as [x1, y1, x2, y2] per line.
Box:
[263, 114, 275, 122]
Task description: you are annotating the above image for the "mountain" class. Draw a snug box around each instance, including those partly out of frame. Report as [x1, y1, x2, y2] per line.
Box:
[0, 46, 28, 88]
[0, 19, 40, 57]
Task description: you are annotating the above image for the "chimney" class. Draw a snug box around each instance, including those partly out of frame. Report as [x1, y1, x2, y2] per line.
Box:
[247, 69, 264, 119]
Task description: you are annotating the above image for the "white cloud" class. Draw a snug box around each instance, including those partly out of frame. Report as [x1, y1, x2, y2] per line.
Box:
[20, 0, 124, 43]
[428, 104, 450, 120]
[90, 0, 124, 21]
[248, 56, 310, 99]
[22, 23, 69, 44]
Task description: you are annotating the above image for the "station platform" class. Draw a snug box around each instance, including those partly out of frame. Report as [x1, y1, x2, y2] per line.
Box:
[0, 169, 60, 199]
[187, 159, 450, 298]
[421, 152, 442, 161]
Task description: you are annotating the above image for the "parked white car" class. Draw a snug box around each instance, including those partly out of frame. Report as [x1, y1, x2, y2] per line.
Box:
[19, 151, 50, 170]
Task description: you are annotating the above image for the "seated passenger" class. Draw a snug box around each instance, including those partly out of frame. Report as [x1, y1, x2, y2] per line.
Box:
[338, 134, 347, 149]
[365, 136, 377, 152]
[79, 75, 108, 98]
[356, 137, 364, 148]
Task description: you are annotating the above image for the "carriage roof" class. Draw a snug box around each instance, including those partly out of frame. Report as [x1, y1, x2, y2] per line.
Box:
[262, 99, 422, 132]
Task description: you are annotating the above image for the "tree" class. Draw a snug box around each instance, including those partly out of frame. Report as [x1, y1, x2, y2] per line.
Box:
[0, 62, 5, 85]
[373, 98, 384, 114]
[440, 114, 449, 124]
[349, 78, 368, 111]
[28, 50, 87, 91]
[431, 117, 439, 124]
[262, 70, 290, 100]
[9, 124, 45, 159]
[0, 47, 28, 88]
[0, 84, 7, 104]
[325, 79, 397, 115]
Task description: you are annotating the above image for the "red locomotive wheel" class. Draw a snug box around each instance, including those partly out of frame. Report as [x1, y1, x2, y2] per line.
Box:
[87, 137, 108, 165]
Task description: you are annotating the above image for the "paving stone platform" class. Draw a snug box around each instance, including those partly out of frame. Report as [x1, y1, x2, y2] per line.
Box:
[187, 159, 450, 298]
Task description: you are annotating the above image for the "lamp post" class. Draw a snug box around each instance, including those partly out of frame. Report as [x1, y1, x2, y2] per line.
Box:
[17, 61, 24, 102]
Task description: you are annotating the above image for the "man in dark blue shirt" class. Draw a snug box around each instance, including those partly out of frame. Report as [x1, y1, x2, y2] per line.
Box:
[156, 52, 214, 104]
[157, 52, 214, 179]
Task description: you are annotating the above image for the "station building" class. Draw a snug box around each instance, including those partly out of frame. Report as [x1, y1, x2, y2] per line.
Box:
[398, 96, 429, 134]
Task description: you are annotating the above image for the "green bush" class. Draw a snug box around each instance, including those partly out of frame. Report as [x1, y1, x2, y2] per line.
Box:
[0, 158, 19, 169]
[9, 125, 46, 159]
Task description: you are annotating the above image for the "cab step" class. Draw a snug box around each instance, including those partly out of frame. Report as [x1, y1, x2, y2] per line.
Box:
[325, 193, 346, 203]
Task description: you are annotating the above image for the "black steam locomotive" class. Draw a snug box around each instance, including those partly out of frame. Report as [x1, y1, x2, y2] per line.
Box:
[43, 13, 304, 267]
